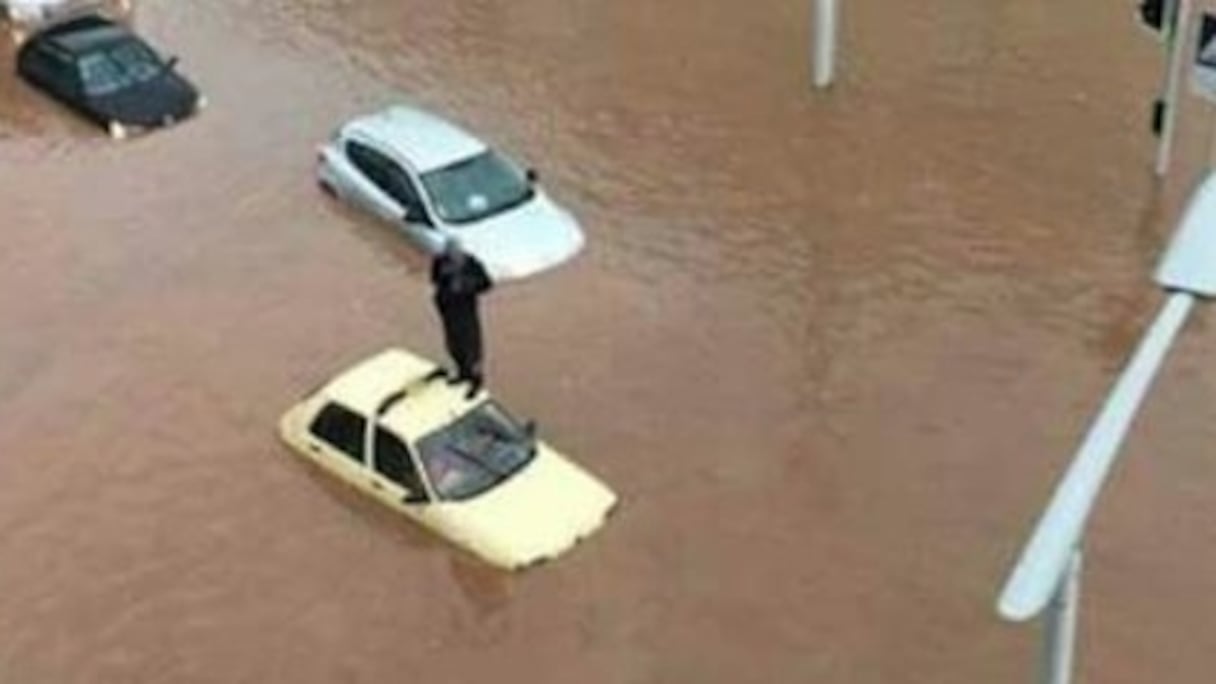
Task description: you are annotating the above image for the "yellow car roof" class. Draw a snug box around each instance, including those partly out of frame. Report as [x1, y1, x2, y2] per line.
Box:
[380, 385, 473, 442]
[322, 347, 482, 440]
[323, 348, 436, 416]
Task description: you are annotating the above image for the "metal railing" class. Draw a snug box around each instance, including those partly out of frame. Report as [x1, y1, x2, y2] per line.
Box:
[997, 171, 1216, 683]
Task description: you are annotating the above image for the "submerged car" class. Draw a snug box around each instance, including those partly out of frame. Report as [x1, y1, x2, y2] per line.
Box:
[279, 348, 618, 570]
[2, 0, 128, 44]
[16, 15, 202, 138]
[317, 105, 586, 282]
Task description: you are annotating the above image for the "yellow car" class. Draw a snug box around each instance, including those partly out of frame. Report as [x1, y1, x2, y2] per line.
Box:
[279, 348, 618, 570]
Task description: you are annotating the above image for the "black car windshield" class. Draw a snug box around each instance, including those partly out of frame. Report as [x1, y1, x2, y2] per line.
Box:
[78, 40, 164, 97]
[415, 401, 535, 501]
[419, 150, 534, 225]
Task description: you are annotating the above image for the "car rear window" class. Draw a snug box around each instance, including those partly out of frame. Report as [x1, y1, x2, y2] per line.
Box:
[309, 402, 367, 464]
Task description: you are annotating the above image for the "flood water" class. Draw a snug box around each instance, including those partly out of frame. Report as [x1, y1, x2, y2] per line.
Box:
[3, 0, 1216, 681]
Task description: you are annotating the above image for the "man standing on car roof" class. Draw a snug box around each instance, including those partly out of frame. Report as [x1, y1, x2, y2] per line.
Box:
[429, 237, 493, 399]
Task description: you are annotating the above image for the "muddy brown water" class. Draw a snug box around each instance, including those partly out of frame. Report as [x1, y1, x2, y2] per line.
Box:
[3, 0, 1216, 682]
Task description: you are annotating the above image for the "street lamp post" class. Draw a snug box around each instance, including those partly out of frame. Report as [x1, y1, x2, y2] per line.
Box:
[997, 171, 1216, 684]
[813, 0, 838, 88]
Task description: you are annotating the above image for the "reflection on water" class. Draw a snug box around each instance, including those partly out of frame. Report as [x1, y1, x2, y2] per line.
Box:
[448, 555, 513, 617]
[2, 0, 1216, 682]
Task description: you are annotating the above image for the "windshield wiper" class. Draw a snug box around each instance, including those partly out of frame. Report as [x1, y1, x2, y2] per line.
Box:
[475, 422, 518, 446]
[447, 442, 513, 480]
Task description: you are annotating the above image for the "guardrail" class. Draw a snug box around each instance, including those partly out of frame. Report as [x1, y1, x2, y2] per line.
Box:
[997, 171, 1216, 684]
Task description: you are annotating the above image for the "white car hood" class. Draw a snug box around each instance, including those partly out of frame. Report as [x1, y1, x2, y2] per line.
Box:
[450, 192, 585, 281]
[6, 0, 62, 8]
[6, 0, 105, 21]
[435, 446, 617, 568]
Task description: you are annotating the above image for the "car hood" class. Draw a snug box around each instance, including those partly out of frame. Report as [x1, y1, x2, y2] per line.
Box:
[90, 69, 199, 127]
[6, 0, 77, 8]
[6, 0, 86, 21]
[435, 444, 617, 569]
[449, 192, 585, 281]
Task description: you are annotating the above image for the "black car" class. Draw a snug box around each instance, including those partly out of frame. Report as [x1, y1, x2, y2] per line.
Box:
[16, 15, 202, 138]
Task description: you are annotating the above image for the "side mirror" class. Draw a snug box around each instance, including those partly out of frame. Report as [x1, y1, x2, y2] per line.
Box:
[525, 168, 539, 184]
[165, 55, 180, 72]
[403, 204, 428, 225]
[522, 420, 538, 456]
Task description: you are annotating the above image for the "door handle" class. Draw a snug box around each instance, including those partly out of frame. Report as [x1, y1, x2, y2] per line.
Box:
[371, 481, 383, 490]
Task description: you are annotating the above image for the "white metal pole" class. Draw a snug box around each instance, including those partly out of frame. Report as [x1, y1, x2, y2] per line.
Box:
[1157, 0, 1193, 176]
[999, 171, 1216, 684]
[1155, 0, 1182, 96]
[1040, 550, 1083, 684]
[998, 291, 1196, 622]
[813, 0, 838, 89]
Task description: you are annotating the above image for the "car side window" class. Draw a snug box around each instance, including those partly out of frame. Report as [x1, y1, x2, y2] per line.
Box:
[23, 45, 76, 94]
[373, 427, 426, 497]
[345, 140, 428, 219]
[345, 140, 386, 187]
[309, 402, 367, 464]
[49, 50, 80, 95]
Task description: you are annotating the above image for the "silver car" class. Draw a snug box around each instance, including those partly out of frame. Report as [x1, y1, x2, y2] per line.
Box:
[317, 105, 586, 282]
[3, 0, 130, 43]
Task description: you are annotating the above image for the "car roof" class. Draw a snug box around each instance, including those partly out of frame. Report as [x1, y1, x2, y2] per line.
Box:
[320, 348, 487, 441]
[36, 16, 129, 54]
[323, 348, 438, 416]
[347, 105, 487, 174]
[379, 383, 476, 442]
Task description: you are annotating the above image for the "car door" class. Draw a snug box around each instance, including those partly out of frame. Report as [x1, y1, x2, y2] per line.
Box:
[342, 138, 444, 252]
[21, 43, 82, 106]
[341, 138, 408, 219]
[305, 400, 373, 490]
[367, 423, 430, 509]
[385, 163, 446, 254]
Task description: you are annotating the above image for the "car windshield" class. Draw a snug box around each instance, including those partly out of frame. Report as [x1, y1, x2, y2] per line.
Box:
[78, 40, 164, 97]
[419, 150, 534, 225]
[415, 400, 535, 501]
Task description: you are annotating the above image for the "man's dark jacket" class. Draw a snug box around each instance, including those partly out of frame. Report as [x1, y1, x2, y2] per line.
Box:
[431, 254, 493, 377]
